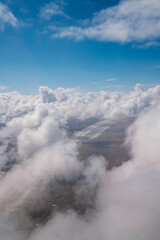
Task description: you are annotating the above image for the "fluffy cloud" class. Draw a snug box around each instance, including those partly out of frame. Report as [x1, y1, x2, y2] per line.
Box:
[53, 0, 160, 45]
[0, 84, 160, 239]
[0, 84, 160, 125]
[0, 2, 17, 30]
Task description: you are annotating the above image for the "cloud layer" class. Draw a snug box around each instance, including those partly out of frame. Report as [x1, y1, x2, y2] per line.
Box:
[0, 84, 160, 239]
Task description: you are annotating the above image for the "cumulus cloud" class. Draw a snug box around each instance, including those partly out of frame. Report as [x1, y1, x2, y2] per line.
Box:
[0, 84, 160, 239]
[0, 84, 160, 125]
[0, 2, 17, 30]
[53, 0, 160, 45]
[39, 0, 67, 20]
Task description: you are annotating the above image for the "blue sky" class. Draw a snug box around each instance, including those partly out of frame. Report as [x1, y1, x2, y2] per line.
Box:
[0, 0, 160, 94]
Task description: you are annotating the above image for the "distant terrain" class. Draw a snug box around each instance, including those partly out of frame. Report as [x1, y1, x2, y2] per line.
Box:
[70, 117, 132, 169]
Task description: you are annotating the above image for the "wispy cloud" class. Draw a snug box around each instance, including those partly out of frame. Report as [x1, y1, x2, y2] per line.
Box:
[100, 85, 123, 89]
[156, 65, 160, 69]
[106, 78, 117, 82]
[90, 81, 97, 85]
[136, 41, 160, 49]
[40, 0, 68, 20]
[53, 0, 160, 46]
[0, 85, 8, 90]
[0, 2, 18, 30]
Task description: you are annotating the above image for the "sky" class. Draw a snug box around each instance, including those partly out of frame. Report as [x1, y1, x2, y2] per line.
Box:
[0, 0, 160, 94]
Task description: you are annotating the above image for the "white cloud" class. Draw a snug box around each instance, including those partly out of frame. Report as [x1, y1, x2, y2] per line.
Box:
[40, 0, 67, 20]
[106, 78, 117, 82]
[53, 0, 160, 45]
[0, 2, 17, 30]
[100, 84, 123, 89]
[0, 84, 160, 125]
